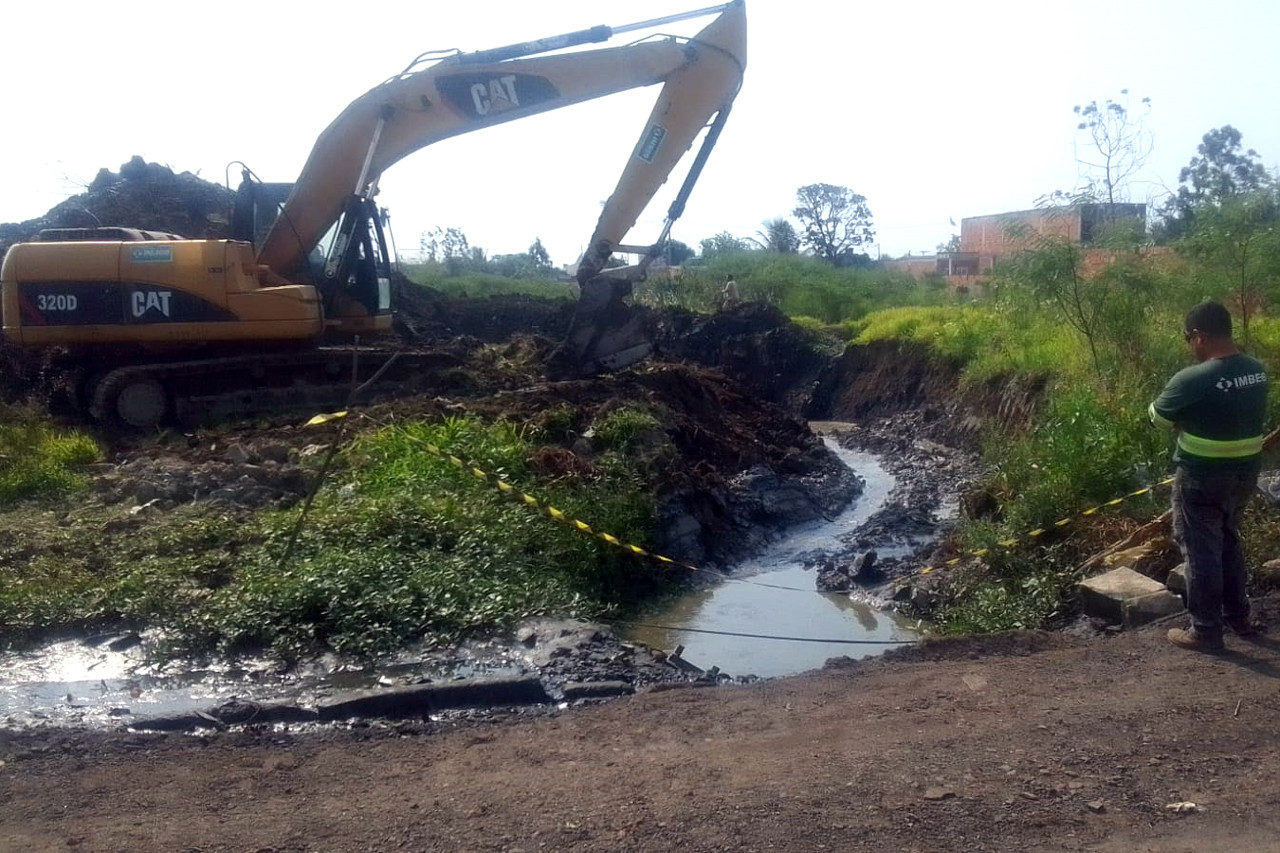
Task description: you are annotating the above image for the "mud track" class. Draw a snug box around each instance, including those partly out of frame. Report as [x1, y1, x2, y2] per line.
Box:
[4, 598, 1280, 852]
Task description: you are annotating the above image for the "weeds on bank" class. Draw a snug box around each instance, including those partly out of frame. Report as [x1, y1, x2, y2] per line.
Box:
[0, 404, 100, 506]
[401, 265, 576, 301]
[0, 416, 660, 659]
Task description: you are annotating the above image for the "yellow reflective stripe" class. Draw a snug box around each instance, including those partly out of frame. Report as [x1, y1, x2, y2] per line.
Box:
[1176, 432, 1263, 459]
[1148, 404, 1175, 431]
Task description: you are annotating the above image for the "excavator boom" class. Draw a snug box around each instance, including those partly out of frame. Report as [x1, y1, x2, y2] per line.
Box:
[261, 3, 745, 278]
[260, 3, 746, 373]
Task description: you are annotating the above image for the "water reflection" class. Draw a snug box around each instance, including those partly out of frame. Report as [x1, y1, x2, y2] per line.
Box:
[625, 443, 918, 678]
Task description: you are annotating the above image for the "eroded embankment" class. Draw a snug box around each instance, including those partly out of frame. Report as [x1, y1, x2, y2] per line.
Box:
[807, 338, 1046, 448]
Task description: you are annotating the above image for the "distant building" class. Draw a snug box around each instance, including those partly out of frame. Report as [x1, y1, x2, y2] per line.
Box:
[883, 203, 1149, 292]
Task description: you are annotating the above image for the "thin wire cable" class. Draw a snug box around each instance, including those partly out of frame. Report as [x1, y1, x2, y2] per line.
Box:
[610, 621, 919, 645]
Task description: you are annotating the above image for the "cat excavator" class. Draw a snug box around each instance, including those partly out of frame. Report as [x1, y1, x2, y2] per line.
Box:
[0, 2, 746, 427]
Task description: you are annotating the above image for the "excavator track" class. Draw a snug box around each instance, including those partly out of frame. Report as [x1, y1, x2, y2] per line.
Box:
[85, 348, 451, 429]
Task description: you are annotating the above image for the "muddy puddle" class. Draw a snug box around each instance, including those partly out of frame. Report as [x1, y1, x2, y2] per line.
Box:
[624, 441, 920, 678]
[0, 634, 529, 730]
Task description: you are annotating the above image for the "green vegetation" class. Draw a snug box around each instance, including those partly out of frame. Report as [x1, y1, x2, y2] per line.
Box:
[635, 252, 949, 321]
[0, 416, 659, 659]
[0, 405, 99, 506]
[401, 263, 575, 300]
[590, 405, 662, 454]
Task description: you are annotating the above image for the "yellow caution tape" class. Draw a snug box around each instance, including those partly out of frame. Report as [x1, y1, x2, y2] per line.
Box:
[303, 410, 1176, 593]
[911, 475, 1175, 578]
[306, 410, 349, 427]
[311, 414, 710, 578]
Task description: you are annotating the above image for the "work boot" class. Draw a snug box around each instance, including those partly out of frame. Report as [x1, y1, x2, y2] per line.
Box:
[1167, 627, 1225, 652]
[1225, 618, 1260, 638]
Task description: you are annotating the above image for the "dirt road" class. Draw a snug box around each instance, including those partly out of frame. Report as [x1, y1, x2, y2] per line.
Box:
[4, 602, 1280, 853]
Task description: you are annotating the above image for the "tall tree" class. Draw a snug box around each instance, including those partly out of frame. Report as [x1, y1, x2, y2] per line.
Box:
[1158, 125, 1273, 240]
[699, 231, 751, 260]
[527, 237, 552, 272]
[660, 238, 696, 265]
[1071, 90, 1153, 216]
[791, 184, 875, 264]
[751, 217, 801, 253]
[1179, 188, 1280, 347]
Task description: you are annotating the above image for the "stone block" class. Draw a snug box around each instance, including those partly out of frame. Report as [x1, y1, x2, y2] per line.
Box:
[1079, 567, 1178, 626]
[1122, 590, 1185, 627]
[1166, 563, 1187, 595]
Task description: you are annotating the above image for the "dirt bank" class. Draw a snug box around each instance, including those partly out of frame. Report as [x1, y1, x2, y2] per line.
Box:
[4, 597, 1279, 852]
[808, 339, 1046, 448]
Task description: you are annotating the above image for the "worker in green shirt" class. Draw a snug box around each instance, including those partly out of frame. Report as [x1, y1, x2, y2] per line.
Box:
[1149, 301, 1268, 651]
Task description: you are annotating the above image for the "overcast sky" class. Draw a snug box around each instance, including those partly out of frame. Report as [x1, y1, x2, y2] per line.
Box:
[4, 0, 1277, 265]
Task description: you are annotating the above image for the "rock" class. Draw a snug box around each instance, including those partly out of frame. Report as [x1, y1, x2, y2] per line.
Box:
[1123, 590, 1185, 626]
[1257, 559, 1280, 587]
[224, 443, 254, 464]
[256, 442, 291, 464]
[318, 675, 549, 720]
[299, 443, 329, 457]
[853, 550, 882, 582]
[128, 499, 164, 517]
[133, 701, 318, 731]
[1166, 562, 1187, 595]
[561, 681, 634, 700]
[1166, 801, 1203, 814]
[816, 560, 851, 592]
[923, 787, 955, 801]
[817, 550, 879, 591]
[105, 633, 142, 652]
[1079, 567, 1184, 627]
[1087, 801, 1106, 813]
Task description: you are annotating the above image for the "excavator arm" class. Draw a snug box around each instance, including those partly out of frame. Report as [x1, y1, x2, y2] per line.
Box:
[258, 2, 746, 373]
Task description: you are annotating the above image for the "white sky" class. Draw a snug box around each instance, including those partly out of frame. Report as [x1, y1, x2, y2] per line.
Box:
[3, 0, 1278, 265]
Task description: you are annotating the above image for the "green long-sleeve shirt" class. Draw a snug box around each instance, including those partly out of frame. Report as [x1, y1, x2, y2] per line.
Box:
[1148, 353, 1268, 468]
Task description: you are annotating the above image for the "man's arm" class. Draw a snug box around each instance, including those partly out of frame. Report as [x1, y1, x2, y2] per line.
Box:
[1149, 369, 1201, 432]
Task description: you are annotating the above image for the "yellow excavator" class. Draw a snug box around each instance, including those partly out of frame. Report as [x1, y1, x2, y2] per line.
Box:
[0, 2, 746, 427]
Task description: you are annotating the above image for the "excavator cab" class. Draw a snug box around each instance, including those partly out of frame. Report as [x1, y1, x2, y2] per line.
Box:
[234, 172, 393, 335]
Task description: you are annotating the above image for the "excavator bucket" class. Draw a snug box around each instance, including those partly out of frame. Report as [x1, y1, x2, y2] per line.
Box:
[547, 276, 653, 378]
[550, 2, 746, 378]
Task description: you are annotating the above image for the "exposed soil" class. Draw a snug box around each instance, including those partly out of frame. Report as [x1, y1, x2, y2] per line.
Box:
[4, 598, 1280, 852]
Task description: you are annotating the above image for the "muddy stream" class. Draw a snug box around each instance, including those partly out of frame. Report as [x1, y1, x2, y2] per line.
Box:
[624, 441, 918, 677]
[1, 438, 922, 729]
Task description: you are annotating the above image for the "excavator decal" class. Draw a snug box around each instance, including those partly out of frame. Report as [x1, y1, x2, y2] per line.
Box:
[436, 73, 560, 120]
[18, 283, 236, 326]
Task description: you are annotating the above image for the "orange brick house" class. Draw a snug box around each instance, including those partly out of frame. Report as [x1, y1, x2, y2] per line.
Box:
[884, 203, 1151, 291]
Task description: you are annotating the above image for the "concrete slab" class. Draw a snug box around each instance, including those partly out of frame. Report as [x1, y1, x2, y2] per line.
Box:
[1080, 567, 1185, 626]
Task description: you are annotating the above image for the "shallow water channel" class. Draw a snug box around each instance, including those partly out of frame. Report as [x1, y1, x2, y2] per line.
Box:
[624, 441, 919, 678]
[0, 440, 918, 729]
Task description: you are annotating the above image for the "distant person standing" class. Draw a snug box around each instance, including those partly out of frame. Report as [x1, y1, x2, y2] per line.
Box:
[1149, 301, 1269, 651]
[719, 274, 741, 310]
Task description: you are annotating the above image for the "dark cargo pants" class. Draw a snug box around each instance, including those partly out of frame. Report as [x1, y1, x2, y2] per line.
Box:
[1171, 464, 1258, 640]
